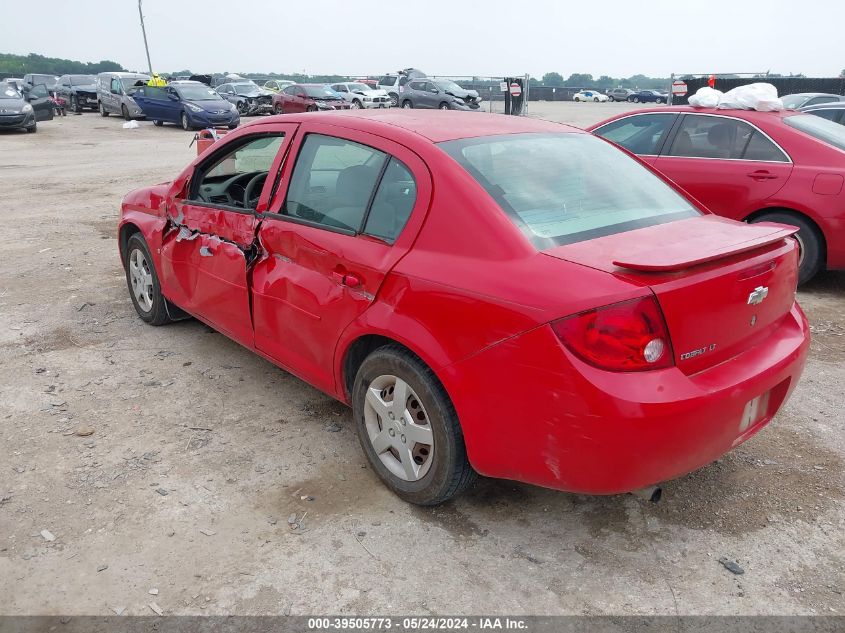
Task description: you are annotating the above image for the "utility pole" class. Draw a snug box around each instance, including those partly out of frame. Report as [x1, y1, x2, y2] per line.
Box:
[138, 0, 153, 75]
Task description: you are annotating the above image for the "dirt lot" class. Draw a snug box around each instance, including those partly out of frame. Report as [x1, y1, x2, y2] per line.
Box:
[1, 103, 843, 617]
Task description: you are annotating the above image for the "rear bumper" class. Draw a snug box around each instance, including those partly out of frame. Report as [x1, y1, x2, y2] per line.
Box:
[444, 302, 810, 494]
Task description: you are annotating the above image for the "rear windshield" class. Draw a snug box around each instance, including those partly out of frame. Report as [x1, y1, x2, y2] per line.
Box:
[783, 114, 845, 152]
[379, 75, 396, 85]
[439, 133, 700, 248]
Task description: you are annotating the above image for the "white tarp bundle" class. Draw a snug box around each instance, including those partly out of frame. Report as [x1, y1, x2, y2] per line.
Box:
[688, 83, 783, 111]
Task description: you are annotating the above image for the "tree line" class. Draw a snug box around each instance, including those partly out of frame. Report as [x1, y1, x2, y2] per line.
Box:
[0, 53, 123, 76]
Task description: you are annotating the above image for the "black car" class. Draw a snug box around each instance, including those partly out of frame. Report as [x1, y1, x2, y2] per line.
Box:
[56, 74, 99, 112]
[0, 82, 54, 132]
[799, 101, 845, 126]
[627, 90, 668, 104]
[399, 78, 482, 110]
[215, 81, 274, 115]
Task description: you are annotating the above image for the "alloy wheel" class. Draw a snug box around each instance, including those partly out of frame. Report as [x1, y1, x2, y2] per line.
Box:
[128, 248, 154, 312]
[363, 374, 434, 482]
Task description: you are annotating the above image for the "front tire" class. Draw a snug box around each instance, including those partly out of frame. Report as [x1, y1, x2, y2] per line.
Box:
[351, 99, 362, 109]
[124, 233, 172, 326]
[633, 96, 640, 103]
[750, 212, 823, 284]
[99, 102, 109, 117]
[70, 95, 81, 113]
[273, 103, 284, 114]
[439, 102, 450, 110]
[181, 111, 192, 131]
[401, 100, 413, 109]
[607, 96, 615, 102]
[26, 124, 37, 133]
[122, 104, 131, 121]
[352, 346, 476, 506]
[388, 93, 399, 107]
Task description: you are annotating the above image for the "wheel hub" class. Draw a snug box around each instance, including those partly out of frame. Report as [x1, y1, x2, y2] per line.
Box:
[363, 374, 434, 481]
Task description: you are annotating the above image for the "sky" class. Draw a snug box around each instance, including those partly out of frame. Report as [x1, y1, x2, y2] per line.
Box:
[3, 0, 843, 78]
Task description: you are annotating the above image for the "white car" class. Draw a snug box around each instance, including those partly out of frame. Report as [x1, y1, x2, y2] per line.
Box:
[331, 82, 392, 108]
[573, 90, 608, 102]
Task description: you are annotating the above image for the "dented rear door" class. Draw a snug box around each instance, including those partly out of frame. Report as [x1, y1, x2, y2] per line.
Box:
[161, 125, 298, 346]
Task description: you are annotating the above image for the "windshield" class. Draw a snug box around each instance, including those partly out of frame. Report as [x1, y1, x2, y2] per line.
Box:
[175, 85, 221, 101]
[121, 77, 148, 90]
[435, 80, 462, 92]
[1, 86, 22, 99]
[32, 74, 57, 89]
[784, 114, 845, 152]
[781, 95, 809, 109]
[439, 133, 699, 248]
[233, 82, 259, 92]
[304, 85, 339, 98]
[70, 75, 96, 86]
[379, 75, 396, 85]
[348, 83, 371, 92]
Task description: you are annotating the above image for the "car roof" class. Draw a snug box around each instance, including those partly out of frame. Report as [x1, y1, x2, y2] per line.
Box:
[784, 92, 841, 98]
[800, 101, 845, 110]
[247, 110, 580, 143]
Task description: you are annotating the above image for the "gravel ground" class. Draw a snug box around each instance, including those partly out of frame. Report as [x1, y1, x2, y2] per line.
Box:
[0, 103, 843, 617]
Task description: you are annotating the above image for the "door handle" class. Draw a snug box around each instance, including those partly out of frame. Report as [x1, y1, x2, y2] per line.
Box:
[747, 170, 778, 181]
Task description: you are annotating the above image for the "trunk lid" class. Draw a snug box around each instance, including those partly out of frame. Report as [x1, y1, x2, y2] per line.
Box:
[544, 215, 800, 375]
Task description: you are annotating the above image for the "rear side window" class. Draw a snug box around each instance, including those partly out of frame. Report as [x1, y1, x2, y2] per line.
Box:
[283, 134, 388, 231]
[593, 113, 675, 155]
[364, 158, 417, 242]
[667, 115, 788, 162]
[439, 133, 699, 248]
[809, 109, 840, 122]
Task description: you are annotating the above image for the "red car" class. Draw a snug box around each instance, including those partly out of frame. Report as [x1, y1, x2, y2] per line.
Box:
[118, 111, 809, 505]
[589, 106, 845, 284]
[272, 83, 352, 114]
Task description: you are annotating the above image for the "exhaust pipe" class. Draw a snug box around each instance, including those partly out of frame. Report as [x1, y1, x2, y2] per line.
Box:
[631, 485, 662, 503]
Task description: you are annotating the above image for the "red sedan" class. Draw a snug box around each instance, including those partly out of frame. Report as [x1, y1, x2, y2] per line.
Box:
[589, 106, 845, 284]
[272, 83, 351, 114]
[118, 110, 809, 505]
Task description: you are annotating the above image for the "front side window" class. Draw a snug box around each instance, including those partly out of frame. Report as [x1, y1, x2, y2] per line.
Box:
[805, 96, 838, 106]
[111, 78, 122, 93]
[809, 108, 841, 122]
[439, 133, 699, 248]
[283, 134, 388, 232]
[140, 86, 167, 100]
[594, 113, 676, 155]
[190, 135, 286, 209]
[667, 115, 788, 161]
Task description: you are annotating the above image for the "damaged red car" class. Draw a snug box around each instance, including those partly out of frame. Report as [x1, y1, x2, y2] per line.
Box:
[119, 110, 810, 505]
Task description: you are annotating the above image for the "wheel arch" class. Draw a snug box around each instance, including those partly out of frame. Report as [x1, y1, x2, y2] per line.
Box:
[118, 221, 142, 265]
[743, 206, 828, 262]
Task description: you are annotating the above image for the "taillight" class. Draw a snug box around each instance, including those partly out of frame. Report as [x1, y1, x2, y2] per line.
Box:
[551, 296, 674, 372]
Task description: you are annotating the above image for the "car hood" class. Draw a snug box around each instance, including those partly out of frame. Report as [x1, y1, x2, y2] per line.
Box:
[355, 88, 389, 97]
[234, 87, 272, 97]
[0, 97, 27, 111]
[443, 86, 479, 99]
[190, 99, 233, 112]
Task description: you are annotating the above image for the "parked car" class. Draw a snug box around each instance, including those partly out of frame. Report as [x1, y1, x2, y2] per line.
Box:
[0, 82, 53, 132]
[573, 90, 608, 102]
[263, 79, 295, 93]
[271, 84, 351, 113]
[97, 72, 150, 120]
[215, 81, 274, 116]
[378, 68, 426, 107]
[627, 90, 668, 104]
[118, 110, 808, 505]
[330, 82, 392, 109]
[22, 74, 58, 91]
[398, 78, 482, 110]
[800, 101, 845, 126]
[56, 74, 98, 112]
[590, 106, 845, 283]
[132, 81, 239, 130]
[606, 88, 634, 102]
[781, 93, 845, 110]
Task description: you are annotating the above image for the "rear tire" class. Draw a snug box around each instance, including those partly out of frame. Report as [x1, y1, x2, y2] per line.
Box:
[352, 346, 476, 505]
[438, 102, 450, 110]
[607, 96, 615, 102]
[306, 105, 317, 112]
[750, 211, 823, 284]
[124, 233, 172, 326]
[153, 119, 163, 127]
[273, 103, 284, 114]
[402, 100, 413, 109]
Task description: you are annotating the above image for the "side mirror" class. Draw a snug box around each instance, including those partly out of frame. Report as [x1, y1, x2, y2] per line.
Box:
[430, 88, 439, 94]
[168, 93, 179, 101]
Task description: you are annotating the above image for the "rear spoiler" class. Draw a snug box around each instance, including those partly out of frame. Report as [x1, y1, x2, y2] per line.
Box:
[612, 221, 799, 272]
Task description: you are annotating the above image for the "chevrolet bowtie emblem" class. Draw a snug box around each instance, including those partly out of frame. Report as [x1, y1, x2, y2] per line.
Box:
[747, 286, 769, 305]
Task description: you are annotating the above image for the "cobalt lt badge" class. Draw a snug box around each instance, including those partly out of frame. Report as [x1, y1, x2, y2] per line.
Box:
[747, 286, 769, 306]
